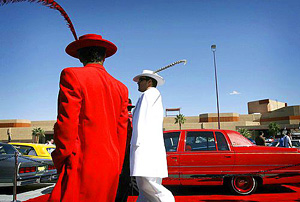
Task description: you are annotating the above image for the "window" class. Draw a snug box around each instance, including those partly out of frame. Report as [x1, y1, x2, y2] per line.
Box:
[227, 131, 253, 147]
[164, 132, 180, 152]
[14, 145, 37, 156]
[186, 131, 216, 151]
[215, 132, 229, 151]
[0, 144, 17, 155]
[46, 148, 55, 155]
[292, 140, 300, 148]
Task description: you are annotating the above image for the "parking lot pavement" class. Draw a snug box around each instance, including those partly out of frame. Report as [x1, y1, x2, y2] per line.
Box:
[2, 183, 300, 202]
[0, 183, 54, 202]
[127, 184, 300, 202]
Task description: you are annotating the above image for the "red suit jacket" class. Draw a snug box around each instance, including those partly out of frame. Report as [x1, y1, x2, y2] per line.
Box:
[49, 64, 128, 202]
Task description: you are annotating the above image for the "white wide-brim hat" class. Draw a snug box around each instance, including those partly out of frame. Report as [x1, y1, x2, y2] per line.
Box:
[133, 70, 165, 86]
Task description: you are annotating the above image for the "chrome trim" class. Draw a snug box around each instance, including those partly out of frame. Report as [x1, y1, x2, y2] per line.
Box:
[179, 153, 233, 155]
[177, 152, 300, 155]
[233, 164, 294, 167]
[170, 164, 294, 168]
[234, 153, 300, 155]
[175, 165, 234, 168]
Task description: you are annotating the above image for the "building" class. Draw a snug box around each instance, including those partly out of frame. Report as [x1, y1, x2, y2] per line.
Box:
[1, 99, 299, 143]
[248, 99, 287, 114]
[0, 119, 55, 143]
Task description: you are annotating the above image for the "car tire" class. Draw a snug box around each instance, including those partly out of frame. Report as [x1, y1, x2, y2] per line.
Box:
[229, 176, 258, 195]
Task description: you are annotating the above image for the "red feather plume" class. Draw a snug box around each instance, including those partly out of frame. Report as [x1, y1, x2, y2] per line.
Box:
[0, 0, 78, 40]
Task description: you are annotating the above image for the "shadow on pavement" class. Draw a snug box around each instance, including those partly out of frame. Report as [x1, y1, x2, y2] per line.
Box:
[165, 184, 297, 196]
[167, 185, 227, 196]
[41, 186, 54, 194]
[257, 184, 296, 194]
[0, 184, 53, 195]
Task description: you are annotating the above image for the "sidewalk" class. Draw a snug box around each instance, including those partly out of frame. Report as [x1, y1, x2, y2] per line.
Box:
[0, 184, 54, 202]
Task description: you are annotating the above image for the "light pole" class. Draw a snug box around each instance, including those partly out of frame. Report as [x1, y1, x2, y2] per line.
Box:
[211, 45, 220, 129]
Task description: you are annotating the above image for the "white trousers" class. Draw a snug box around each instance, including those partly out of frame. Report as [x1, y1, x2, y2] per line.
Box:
[136, 177, 175, 202]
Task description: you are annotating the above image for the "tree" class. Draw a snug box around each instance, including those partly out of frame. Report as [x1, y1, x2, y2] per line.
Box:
[268, 122, 280, 138]
[32, 127, 45, 143]
[174, 114, 186, 130]
[238, 128, 251, 139]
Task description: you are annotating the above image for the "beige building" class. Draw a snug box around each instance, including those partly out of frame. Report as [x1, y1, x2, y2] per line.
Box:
[248, 99, 287, 114]
[164, 113, 261, 131]
[1, 99, 299, 143]
[0, 120, 55, 143]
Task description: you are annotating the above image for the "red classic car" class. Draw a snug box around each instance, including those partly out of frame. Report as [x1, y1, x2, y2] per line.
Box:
[162, 129, 300, 195]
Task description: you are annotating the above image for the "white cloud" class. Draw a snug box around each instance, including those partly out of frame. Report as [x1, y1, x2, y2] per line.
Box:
[230, 90, 241, 95]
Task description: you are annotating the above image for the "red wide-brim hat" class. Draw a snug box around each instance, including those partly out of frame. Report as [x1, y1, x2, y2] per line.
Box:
[65, 34, 117, 58]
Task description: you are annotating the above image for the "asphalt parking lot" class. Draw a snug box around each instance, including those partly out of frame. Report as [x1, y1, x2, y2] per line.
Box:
[1, 183, 300, 202]
[130, 184, 300, 202]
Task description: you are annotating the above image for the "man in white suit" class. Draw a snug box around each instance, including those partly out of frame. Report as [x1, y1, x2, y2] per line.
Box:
[130, 70, 175, 202]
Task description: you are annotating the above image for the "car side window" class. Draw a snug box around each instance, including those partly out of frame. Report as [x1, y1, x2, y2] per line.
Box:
[0, 146, 6, 155]
[14, 146, 37, 156]
[164, 132, 180, 152]
[0, 144, 16, 155]
[186, 131, 216, 151]
[215, 132, 229, 151]
[28, 149, 37, 156]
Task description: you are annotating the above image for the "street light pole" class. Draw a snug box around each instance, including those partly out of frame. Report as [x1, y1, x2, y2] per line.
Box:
[211, 45, 220, 129]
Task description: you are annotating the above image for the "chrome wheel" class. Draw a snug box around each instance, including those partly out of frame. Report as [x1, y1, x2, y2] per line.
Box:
[230, 176, 257, 195]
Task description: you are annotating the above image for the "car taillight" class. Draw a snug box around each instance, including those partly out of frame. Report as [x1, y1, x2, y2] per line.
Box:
[48, 165, 56, 170]
[19, 166, 37, 173]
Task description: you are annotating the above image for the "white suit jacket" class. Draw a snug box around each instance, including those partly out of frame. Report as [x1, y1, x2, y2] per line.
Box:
[130, 87, 168, 177]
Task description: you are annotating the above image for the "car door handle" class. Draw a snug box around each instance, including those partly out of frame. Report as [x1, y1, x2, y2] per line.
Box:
[171, 157, 178, 161]
[224, 155, 232, 158]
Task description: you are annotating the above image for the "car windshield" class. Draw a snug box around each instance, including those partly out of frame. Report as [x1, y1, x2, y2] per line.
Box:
[0, 144, 17, 155]
[227, 131, 253, 147]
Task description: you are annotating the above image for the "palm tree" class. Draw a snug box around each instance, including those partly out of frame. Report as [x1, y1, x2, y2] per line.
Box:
[268, 122, 280, 138]
[238, 128, 251, 139]
[32, 127, 45, 143]
[174, 114, 186, 130]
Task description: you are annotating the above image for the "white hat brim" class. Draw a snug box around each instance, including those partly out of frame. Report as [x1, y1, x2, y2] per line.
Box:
[133, 72, 165, 86]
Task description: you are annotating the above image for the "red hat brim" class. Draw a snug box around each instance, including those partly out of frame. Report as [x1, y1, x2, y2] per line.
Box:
[65, 34, 117, 58]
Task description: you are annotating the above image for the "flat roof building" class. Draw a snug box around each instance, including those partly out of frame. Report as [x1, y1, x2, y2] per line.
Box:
[248, 99, 287, 114]
[1, 99, 299, 143]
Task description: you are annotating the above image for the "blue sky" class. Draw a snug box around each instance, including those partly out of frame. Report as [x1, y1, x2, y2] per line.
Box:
[0, 0, 299, 120]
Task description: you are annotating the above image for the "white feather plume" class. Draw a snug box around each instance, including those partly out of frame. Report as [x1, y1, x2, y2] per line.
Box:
[154, 59, 187, 73]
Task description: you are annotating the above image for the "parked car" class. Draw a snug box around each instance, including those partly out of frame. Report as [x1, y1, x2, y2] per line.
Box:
[247, 138, 256, 144]
[163, 129, 300, 195]
[292, 132, 300, 140]
[268, 139, 300, 148]
[9, 143, 55, 160]
[265, 138, 274, 145]
[292, 139, 300, 147]
[0, 143, 57, 187]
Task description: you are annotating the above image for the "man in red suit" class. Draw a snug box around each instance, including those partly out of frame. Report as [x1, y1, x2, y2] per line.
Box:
[49, 34, 129, 202]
